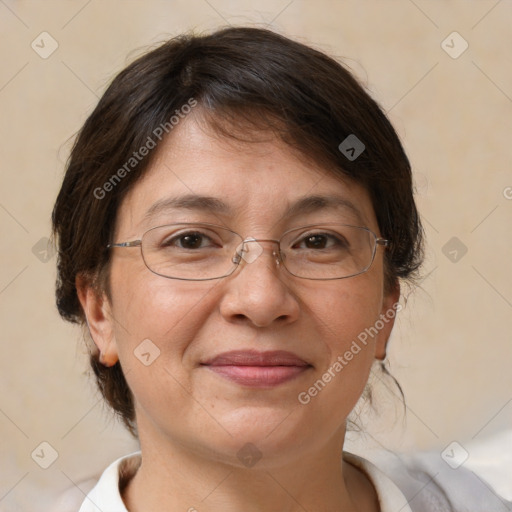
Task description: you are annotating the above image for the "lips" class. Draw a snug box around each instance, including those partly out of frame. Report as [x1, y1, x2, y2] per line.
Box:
[203, 350, 310, 367]
[201, 350, 312, 388]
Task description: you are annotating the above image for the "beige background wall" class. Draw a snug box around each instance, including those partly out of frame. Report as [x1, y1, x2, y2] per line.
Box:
[1, 1, 511, 510]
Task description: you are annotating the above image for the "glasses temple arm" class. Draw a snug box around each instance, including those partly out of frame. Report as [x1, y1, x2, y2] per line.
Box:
[107, 240, 142, 249]
[376, 238, 390, 247]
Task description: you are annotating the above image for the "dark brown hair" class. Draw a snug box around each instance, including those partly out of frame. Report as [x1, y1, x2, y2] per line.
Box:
[52, 27, 423, 435]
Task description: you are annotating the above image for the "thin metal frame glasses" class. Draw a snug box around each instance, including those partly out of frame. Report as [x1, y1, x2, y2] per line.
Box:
[107, 222, 390, 281]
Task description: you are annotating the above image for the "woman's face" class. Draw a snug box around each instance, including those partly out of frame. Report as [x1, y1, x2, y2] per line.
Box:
[83, 117, 398, 467]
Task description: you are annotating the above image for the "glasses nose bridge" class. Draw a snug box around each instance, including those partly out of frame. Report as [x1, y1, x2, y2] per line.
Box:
[234, 237, 283, 266]
[244, 237, 280, 245]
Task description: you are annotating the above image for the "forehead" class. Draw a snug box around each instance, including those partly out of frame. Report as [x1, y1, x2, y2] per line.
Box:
[116, 118, 378, 235]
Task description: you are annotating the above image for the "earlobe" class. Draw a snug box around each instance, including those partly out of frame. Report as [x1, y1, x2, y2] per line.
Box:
[375, 280, 401, 361]
[76, 275, 119, 367]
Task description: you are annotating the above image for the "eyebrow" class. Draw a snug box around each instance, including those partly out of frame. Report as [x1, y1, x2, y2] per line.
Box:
[284, 194, 365, 224]
[144, 195, 233, 221]
[144, 193, 366, 224]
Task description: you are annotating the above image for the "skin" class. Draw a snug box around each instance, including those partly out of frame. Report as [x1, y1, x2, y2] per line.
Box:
[78, 115, 399, 512]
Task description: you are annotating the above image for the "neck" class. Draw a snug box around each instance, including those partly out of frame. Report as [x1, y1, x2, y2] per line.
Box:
[123, 424, 379, 512]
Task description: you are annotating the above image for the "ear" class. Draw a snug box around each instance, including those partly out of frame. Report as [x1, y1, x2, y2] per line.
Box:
[374, 280, 401, 361]
[76, 274, 119, 367]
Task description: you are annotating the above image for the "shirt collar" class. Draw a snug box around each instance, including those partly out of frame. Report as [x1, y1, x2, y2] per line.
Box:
[343, 452, 413, 512]
[79, 451, 412, 512]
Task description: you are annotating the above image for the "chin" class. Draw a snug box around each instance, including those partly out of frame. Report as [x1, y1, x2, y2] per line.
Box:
[209, 406, 312, 457]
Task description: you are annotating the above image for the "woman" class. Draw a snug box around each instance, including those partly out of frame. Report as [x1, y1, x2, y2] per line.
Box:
[52, 27, 509, 512]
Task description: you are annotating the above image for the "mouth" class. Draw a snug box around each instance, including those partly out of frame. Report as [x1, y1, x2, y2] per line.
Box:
[200, 350, 313, 388]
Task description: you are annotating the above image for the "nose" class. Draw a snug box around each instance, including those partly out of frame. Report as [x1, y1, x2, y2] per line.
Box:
[219, 239, 300, 328]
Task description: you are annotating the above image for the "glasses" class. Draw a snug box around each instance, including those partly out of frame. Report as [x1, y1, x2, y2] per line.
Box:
[107, 222, 389, 281]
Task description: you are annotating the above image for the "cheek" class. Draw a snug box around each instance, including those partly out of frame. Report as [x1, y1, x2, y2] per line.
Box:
[302, 276, 383, 397]
[108, 259, 219, 367]
[306, 274, 383, 348]
[107, 264, 223, 424]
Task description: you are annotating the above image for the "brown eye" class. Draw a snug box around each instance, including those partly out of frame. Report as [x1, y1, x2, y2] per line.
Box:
[161, 231, 215, 250]
[293, 233, 348, 250]
[177, 233, 205, 249]
[303, 235, 328, 249]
